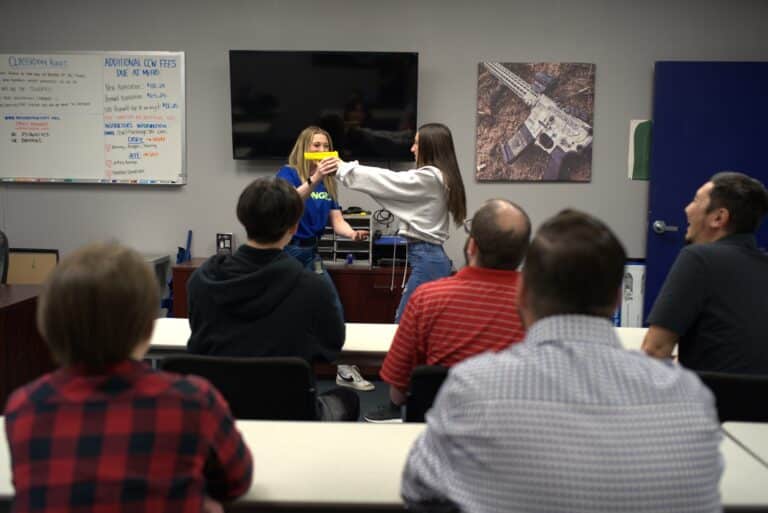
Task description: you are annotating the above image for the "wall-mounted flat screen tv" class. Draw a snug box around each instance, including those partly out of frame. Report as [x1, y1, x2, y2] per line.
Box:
[230, 50, 418, 161]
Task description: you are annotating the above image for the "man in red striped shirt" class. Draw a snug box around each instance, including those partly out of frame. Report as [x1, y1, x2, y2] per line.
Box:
[365, 199, 531, 422]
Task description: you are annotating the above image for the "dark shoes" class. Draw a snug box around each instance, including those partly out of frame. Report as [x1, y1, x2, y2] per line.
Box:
[363, 401, 402, 423]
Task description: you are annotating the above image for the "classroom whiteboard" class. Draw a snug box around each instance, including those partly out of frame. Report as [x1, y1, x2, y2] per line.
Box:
[0, 52, 185, 184]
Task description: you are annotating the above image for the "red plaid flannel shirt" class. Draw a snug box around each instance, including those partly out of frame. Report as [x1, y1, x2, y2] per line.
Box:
[4, 359, 252, 512]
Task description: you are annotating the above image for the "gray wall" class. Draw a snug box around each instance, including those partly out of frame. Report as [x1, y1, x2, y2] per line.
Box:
[2, 0, 767, 265]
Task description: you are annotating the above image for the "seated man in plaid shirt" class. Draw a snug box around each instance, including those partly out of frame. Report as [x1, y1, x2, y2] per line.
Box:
[4, 243, 253, 513]
[365, 199, 530, 422]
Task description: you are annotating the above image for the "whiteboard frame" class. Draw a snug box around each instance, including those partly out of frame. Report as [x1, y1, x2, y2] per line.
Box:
[0, 50, 186, 186]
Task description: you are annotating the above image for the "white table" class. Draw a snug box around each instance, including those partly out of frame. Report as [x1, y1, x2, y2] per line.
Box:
[723, 422, 768, 468]
[149, 318, 396, 354]
[0, 417, 422, 507]
[614, 326, 647, 351]
[146, 319, 397, 377]
[150, 318, 645, 355]
[2, 418, 768, 509]
[719, 432, 768, 507]
[148, 317, 190, 350]
[236, 421, 422, 507]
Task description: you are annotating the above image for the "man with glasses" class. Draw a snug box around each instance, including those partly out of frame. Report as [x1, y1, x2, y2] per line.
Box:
[364, 199, 531, 422]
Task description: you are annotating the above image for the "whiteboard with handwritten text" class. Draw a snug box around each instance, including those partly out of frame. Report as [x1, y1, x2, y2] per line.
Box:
[0, 52, 185, 184]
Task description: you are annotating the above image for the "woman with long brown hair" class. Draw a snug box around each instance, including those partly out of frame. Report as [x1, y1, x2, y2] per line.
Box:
[333, 122, 467, 322]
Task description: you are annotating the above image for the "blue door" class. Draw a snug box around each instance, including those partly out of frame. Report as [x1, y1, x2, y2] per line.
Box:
[645, 62, 768, 320]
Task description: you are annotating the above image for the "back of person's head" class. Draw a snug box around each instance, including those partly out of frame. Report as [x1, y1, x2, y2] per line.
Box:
[708, 171, 768, 235]
[37, 243, 159, 371]
[416, 123, 466, 226]
[470, 199, 531, 270]
[523, 209, 626, 319]
[287, 125, 338, 199]
[238, 177, 304, 244]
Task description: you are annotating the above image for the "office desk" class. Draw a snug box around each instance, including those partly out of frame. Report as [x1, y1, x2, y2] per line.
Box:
[723, 422, 768, 468]
[149, 319, 396, 354]
[236, 421, 422, 508]
[148, 319, 645, 379]
[148, 319, 397, 379]
[150, 318, 641, 355]
[0, 285, 55, 409]
[170, 258, 207, 318]
[0, 417, 423, 511]
[719, 434, 768, 509]
[615, 327, 646, 351]
[1, 418, 767, 511]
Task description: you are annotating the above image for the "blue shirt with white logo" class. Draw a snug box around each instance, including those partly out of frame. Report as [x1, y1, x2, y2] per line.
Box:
[276, 165, 341, 240]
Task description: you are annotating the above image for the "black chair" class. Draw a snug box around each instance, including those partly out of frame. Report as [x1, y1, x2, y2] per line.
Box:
[697, 370, 768, 422]
[0, 230, 8, 284]
[159, 355, 317, 420]
[404, 365, 449, 423]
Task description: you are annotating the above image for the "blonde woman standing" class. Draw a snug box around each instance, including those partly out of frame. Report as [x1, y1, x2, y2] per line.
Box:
[276, 126, 372, 391]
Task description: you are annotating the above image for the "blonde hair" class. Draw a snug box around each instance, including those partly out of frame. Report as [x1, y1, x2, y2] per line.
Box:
[287, 126, 338, 200]
[37, 243, 159, 370]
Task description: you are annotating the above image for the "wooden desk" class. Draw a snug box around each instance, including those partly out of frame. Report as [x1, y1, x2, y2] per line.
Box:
[1, 418, 768, 511]
[723, 422, 768, 468]
[327, 265, 409, 323]
[170, 256, 408, 323]
[170, 257, 207, 318]
[0, 285, 55, 409]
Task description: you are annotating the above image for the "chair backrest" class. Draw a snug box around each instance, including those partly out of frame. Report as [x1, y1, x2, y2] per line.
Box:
[159, 355, 317, 420]
[0, 230, 8, 284]
[697, 371, 768, 422]
[404, 365, 449, 423]
[6, 248, 59, 284]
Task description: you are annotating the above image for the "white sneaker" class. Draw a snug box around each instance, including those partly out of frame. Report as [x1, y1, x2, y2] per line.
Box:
[336, 365, 375, 391]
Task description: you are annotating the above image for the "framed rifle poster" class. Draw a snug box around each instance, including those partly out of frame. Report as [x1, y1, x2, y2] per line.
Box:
[475, 62, 595, 182]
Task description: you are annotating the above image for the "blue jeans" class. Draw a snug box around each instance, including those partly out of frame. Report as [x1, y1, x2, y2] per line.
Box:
[395, 241, 452, 323]
[284, 243, 345, 320]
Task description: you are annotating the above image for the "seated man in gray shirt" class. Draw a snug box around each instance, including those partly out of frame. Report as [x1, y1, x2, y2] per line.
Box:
[643, 171, 768, 373]
[402, 210, 722, 513]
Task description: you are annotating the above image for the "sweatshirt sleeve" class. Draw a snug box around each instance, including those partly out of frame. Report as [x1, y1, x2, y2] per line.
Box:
[335, 162, 445, 233]
[336, 161, 442, 201]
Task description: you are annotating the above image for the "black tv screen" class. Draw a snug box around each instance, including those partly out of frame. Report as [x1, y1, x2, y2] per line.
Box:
[230, 50, 418, 161]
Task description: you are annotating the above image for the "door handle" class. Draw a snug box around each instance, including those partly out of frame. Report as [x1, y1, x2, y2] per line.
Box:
[652, 220, 679, 234]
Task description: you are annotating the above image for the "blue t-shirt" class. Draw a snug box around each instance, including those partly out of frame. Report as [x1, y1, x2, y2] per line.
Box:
[276, 165, 341, 240]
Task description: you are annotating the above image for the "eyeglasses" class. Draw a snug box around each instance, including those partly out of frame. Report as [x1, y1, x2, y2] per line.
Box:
[463, 218, 473, 234]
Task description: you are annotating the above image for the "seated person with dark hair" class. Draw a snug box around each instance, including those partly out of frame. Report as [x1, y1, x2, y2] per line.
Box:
[402, 210, 722, 512]
[365, 199, 530, 422]
[643, 171, 768, 373]
[4, 243, 252, 513]
[187, 177, 358, 420]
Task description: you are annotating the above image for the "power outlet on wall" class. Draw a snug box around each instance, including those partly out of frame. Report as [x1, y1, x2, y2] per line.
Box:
[216, 233, 234, 255]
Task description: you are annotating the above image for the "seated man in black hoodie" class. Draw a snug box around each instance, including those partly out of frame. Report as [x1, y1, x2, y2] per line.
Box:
[187, 177, 358, 420]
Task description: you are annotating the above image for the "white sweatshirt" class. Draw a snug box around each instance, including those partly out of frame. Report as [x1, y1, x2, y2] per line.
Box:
[336, 161, 449, 244]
